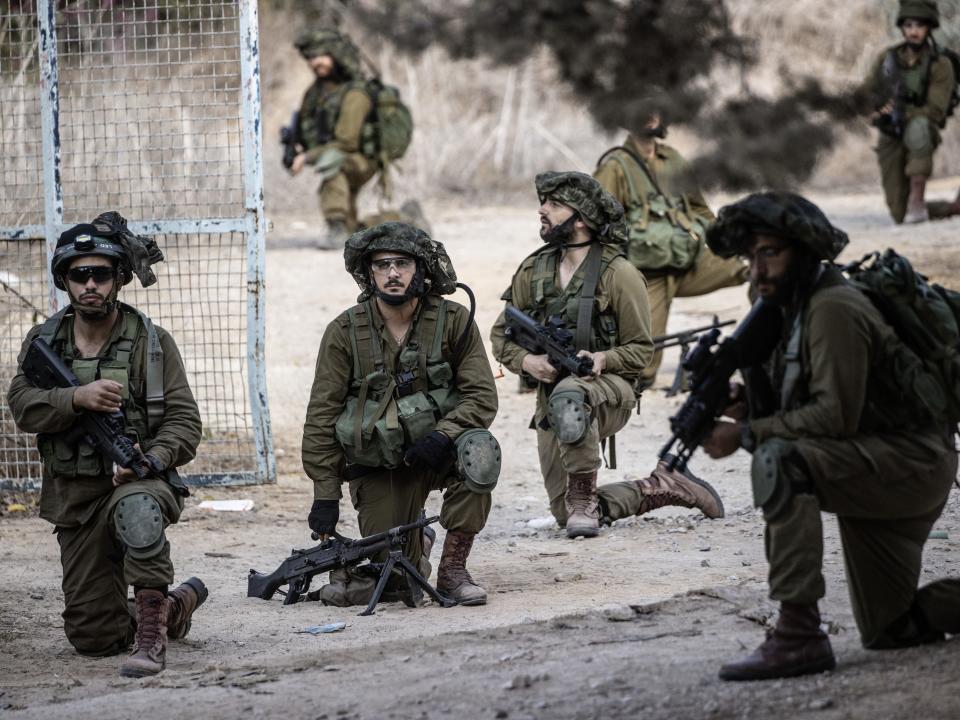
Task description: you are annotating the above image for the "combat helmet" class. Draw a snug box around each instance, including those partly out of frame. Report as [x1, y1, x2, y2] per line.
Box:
[344, 222, 458, 303]
[294, 29, 364, 80]
[706, 191, 849, 262]
[51, 211, 164, 290]
[897, 0, 940, 28]
[535, 171, 628, 246]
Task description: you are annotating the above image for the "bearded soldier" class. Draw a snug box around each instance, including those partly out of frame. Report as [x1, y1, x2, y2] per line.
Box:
[302, 222, 499, 606]
[491, 172, 724, 539]
[288, 29, 378, 248]
[7, 213, 206, 677]
[863, 0, 958, 224]
[702, 192, 960, 680]
[594, 113, 748, 390]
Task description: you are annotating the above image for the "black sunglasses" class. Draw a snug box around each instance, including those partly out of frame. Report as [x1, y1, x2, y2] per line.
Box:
[66, 265, 117, 284]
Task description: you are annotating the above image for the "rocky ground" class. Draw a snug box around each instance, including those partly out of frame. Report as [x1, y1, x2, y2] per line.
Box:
[1, 185, 959, 719]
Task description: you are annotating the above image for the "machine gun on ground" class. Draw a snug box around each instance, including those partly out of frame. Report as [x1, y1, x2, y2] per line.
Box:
[247, 513, 454, 616]
[653, 316, 736, 397]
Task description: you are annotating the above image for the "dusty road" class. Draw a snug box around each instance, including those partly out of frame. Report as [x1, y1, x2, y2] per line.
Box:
[1, 185, 959, 719]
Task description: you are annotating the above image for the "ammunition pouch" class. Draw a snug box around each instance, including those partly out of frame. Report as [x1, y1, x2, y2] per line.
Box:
[751, 440, 812, 521]
[454, 429, 502, 495]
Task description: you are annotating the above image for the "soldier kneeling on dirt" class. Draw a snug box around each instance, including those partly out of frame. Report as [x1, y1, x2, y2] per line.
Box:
[7, 213, 207, 677]
[302, 222, 500, 606]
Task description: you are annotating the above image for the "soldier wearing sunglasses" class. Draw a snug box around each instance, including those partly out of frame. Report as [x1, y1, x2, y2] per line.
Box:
[7, 213, 205, 678]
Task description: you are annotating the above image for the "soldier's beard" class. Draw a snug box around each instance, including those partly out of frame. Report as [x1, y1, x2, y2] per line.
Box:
[907, 40, 927, 52]
[643, 124, 668, 139]
[373, 264, 426, 306]
[68, 287, 118, 320]
[540, 214, 577, 246]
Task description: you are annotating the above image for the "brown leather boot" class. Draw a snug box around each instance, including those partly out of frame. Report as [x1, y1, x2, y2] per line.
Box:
[119, 589, 169, 678]
[719, 602, 836, 681]
[565, 470, 600, 538]
[436, 530, 487, 606]
[635, 457, 724, 519]
[166, 577, 208, 641]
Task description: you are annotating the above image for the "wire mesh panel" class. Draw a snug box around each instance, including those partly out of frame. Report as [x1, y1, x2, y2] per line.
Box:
[0, 0, 273, 489]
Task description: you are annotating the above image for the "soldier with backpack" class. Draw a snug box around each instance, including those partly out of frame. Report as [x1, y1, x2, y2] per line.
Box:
[288, 30, 414, 249]
[863, 0, 959, 224]
[701, 191, 960, 681]
[593, 112, 748, 390]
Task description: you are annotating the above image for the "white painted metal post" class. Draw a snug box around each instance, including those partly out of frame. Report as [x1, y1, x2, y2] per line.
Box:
[38, 0, 64, 315]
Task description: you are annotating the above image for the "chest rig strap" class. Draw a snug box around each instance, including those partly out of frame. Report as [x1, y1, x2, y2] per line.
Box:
[574, 243, 604, 351]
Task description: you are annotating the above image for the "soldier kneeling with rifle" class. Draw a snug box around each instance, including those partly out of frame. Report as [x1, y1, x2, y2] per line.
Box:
[7, 214, 206, 677]
[491, 172, 724, 539]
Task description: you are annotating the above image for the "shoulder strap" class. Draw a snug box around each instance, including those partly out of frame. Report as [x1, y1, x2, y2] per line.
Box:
[37, 307, 70, 345]
[530, 249, 558, 307]
[430, 298, 448, 362]
[121, 305, 164, 435]
[574, 243, 604, 351]
[600, 145, 673, 207]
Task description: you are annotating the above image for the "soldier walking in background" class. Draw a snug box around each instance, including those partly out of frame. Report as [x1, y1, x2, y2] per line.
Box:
[702, 192, 960, 680]
[863, 0, 959, 224]
[6, 213, 206, 678]
[594, 113, 748, 390]
[491, 172, 724, 539]
[302, 223, 499, 606]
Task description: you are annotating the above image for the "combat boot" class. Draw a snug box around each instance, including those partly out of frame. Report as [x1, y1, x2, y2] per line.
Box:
[719, 602, 836, 681]
[436, 530, 487, 606]
[565, 471, 601, 538]
[166, 577, 208, 641]
[904, 175, 930, 224]
[320, 219, 349, 250]
[635, 457, 725, 519]
[119, 589, 169, 678]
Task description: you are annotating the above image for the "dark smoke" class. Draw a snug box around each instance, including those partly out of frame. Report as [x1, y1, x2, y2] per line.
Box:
[348, 0, 865, 191]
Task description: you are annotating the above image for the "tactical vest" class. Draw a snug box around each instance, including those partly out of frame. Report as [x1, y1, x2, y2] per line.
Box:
[524, 244, 622, 352]
[897, 46, 934, 106]
[333, 297, 459, 468]
[599, 147, 707, 273]
[35, 303, 164, 477]
[299, 80, 378, 158]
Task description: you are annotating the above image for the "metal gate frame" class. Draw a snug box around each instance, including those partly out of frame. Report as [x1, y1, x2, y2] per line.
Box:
[1, 0, 274, 487]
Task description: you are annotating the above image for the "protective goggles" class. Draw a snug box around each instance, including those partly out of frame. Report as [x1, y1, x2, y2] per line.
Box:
[66, 265, 117, 284]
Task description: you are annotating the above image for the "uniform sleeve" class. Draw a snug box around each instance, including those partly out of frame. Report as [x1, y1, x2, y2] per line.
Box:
[601, 260, 654, 379]
[6, 328, 80, 434]
[490, 268, 532, 375]
[302, 319, 353, 501]
[914, 55, 955, 125]
[331, 88, 373, 154]
[593, 158, 631, 212]
[435, 305, 498, 439]
[142, 329, 203, 470]
[749, 297, 870, 443]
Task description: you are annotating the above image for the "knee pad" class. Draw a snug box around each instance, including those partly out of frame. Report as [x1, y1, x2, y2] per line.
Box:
[751, 440, 810, 521]
[904, 117, 933, 154]
[547, 388, 591, 444]
[113, 492, 165, 560]
[455, 429, 501, 495]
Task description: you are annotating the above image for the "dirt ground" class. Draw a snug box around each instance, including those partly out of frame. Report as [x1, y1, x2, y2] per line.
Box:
[2, 184, 960, 719]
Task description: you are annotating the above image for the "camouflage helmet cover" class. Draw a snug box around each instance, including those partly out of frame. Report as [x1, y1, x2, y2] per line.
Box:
[897, 0, 940, 28]
[535, 171, 628, 245]
[706, 191, 849, 262]
[294, 29, 364, 79]
[344, 222, 458, 302]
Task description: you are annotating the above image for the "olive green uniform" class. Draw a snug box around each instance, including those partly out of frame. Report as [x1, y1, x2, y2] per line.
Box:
[302, 295, 497, 567]
[594, 135, 748, 386]
[863, 44, 955, 223]
[491, 243, 657, 526]
[298, 80, 377, 231]
[746, 267, 960, 648]
[6, 306, 202, 656]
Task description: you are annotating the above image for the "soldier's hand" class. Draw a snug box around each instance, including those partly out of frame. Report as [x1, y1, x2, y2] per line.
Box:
[722, 382, 748, 421]
[577, 350, 606, 378]
[521, 354, 558, 384]
[113, 444, 145, 486]
[290, 152, 307, 176]
[702, 421, 741, 459]
[308, 498, 339, 541]
[404, 430, 454, 470]
[73, 379, 124, 412]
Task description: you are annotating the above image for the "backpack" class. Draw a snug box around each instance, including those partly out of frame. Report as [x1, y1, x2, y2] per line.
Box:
[843, 249, 960, 425]
[365, 78, 413, 163]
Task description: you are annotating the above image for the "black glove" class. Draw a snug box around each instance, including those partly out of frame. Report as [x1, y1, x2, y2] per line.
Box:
[307, 499, 339, 536]
[403, 430, 454, 470]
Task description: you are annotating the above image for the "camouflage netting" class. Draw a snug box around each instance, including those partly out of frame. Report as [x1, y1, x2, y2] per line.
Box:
[294, 28, 364, 79]
[535, 171, 628, 246]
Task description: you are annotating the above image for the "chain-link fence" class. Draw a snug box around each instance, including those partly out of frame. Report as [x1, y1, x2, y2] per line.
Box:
[0, 0, 273, 489]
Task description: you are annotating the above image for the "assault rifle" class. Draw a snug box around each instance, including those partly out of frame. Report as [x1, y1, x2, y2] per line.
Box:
[21, 337, 154, 481]
[874, 49, 906, 139]
[653, 316, 736, 397]
[280, 111, 301, 169]
[659, 299, 782, 471]
[247, 514, 455, 616]
[503, 305, 594, 380]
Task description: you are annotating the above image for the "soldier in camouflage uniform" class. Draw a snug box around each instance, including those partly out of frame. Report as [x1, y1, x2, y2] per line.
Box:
[491, 172, 724, 539]
[289, 30, 378, 249]
[702, 192, 960, 680]
[302, 222, 499, 606]
[7, 213, 206, 678]
[594, 114, 748, 389]
[863, 0, 958, 223]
